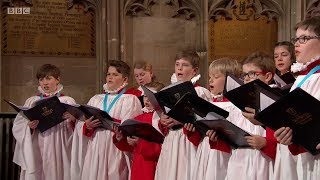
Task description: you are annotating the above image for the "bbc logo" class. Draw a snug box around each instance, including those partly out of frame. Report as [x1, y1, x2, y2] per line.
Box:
[7, 7, 31, 14]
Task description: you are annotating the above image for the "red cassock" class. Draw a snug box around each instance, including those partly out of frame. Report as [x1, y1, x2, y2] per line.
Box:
[130, 112, 162, 180]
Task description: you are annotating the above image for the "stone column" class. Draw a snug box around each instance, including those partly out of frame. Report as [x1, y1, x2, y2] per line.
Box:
[107, 0, 121, 61]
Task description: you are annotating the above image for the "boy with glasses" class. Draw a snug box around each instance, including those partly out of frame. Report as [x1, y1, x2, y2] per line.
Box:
[274, 16, 320, 180]
[224, 51, 277, 180]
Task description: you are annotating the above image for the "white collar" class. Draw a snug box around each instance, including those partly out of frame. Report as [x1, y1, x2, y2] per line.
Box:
[103, 82, 128, 94]
[141, 107, 154, 113]
[38, 84, 63, 96]
[170, 73, 201, 84]
[291, 55, 320, 73]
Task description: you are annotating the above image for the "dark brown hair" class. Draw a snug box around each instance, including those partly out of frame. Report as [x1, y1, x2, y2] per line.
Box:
[107, 60, 131, 78]
[175, 49, 200, 69]
[36, 64, 60, 79]
[243, 51, 276, 74]
[274, 41, 296, 63]
[295, 16, 320, 36]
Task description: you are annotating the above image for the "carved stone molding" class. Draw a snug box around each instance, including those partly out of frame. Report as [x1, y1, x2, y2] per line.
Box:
[68, 0, 98, 11]
[306, 0, 320, 18]
[125, 0, 157, 16]
[2, 0, 33, 6]
[165, 0, 200, 20]
[209, 0, 282, 22]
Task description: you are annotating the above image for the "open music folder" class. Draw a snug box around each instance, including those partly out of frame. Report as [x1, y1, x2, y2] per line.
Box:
[5, 96, 76, 132]
[118, 119, 164, 144]
[78, 104, 116, 131]
[255, 88, 320, 155]
[223, 74, 282, 112]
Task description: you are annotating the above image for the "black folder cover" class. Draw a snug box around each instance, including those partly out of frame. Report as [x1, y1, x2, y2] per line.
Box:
[78, 104, 115, 130]
[195, 119, 251, 148]
[167, 93, 229, 124]
[118, 119, 164, 144]
[255, 88, 320, 155]
[154, 81, 197, 109]
[224, 75, 281, 111]
[273, 73, 295, 95]
[5, 96, 69, 132]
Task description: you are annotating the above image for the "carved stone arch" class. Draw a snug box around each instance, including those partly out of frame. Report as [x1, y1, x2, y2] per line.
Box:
[209, 0, 284, 21]
[165, 0, 201, 20]
[306, 0, 320, 18]
[124, 0, 157, 17]
[68, 0, 98, 11]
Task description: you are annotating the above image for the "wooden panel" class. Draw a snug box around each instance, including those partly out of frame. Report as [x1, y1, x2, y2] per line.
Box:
[208, 1, 278, 63]
[1, 0, 96, 57]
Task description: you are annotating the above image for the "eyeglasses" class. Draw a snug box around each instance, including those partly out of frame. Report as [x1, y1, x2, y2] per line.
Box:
[240, 71, 266, 80]
[291, 36, 320, 44]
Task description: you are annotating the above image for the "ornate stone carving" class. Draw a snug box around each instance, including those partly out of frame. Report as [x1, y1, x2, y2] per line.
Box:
[125, 0, 157, 16]
[68, 0, 97, 11]
[165, 0, 199, 20]
[209, 0, 281, 21]
[306, 0, 320, 18]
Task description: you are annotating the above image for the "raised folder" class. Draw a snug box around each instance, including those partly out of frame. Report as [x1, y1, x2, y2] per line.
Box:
[176, 93, 251, 148]
[78, 104, 115, 131]
[167, 93, 251, 148]
[195, 120, 251, 148]
[272, 73, 295, 95]
[118, 119, 164, 144]
[166, 93, 229, 124]
[154, 81, 198, 109]
[223, 74, 282, 112]
[255, 88, 320, 155]
[4, 96, 74, 133]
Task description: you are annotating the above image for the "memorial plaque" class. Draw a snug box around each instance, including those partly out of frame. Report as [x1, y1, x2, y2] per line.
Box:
[208, 0, 278, 63]
[1, 0, 96, 57]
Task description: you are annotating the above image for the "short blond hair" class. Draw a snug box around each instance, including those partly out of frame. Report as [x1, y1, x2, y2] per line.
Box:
[209, 57, 241, 77]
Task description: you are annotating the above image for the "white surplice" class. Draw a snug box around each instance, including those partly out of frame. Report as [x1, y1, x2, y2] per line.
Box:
[273, 73, 320, 180]
[192, 101, 233, 180]
[12, 95, 77, 180]
[155, 86, 212, 180]
[79, 93, 142, 180]
[225, 105, 274, 180]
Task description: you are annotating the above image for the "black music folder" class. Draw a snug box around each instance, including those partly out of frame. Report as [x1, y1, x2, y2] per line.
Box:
[273, 73, 295, 95]
[154, 81, 197, 109]
[223, 74, 281, 112]
[167, 93, 229, 124]
[78, 104, 115, 130]
[195, 119, 251, 148]
[118, 119, 164, 144]
[5, 96, 71, 132]
[255, 88, 320, 155]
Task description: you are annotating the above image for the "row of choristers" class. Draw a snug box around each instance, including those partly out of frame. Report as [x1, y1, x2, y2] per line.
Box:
[12, 16, 320, 180]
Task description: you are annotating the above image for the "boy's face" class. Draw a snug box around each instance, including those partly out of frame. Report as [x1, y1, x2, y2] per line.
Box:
[134, 68, 153, 86]
[294, 28, 320, 64]
[106, 66, 127, 91]
[242, 63, 272, 84]
[38, 75, 60, 94]
[175, 58, 197, 82]
[143, 96, 154, 111]
[209, 70, 225, 95]
[274, 46, 292, 74]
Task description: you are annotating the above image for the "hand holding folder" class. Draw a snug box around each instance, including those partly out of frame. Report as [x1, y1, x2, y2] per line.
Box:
[78, 104, 116, 131]
[118, 119, 164, 144]
[255, 88, 320, 155]
[4, 96, 76, 132]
